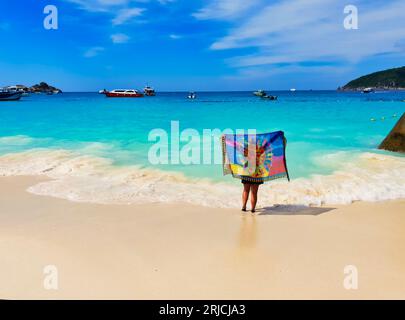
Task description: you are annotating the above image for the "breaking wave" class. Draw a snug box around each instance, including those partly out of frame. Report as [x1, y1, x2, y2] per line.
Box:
[0, 148, 404, 208]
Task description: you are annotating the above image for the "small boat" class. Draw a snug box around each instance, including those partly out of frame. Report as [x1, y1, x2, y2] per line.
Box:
[262, 95, 278, 100]
[362, 87, 374, 93]
[290, 88, 296, 92]
[99, 89, 107, 94]
[0, 89, 22, 101]
[253, 90, 267, 97]
[143, 86, 156, 96]
[103, 89, 144, 98]
[187, 92, 197, 99]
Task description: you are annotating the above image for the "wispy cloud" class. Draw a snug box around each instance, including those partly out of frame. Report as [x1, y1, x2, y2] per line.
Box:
[204, 0, 405, 69]
[169, 34, 182, 39]
[66, 0, 132, 12]
[158, 0, 176, 4]
[111, 33, 130, 44]
[66, 0, 146, 25]
[112, 8, 145, 25]
[84, 47, 105, 58]
[193, 0, 261, 20]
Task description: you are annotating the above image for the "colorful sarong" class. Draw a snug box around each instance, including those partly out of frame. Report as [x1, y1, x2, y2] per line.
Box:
[222, 131, 290, 183]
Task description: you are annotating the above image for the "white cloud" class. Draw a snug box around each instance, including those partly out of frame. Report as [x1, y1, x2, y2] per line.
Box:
[208, 0, 405, 68]
[158, 0, 176, 4]
[193, 0, 260, 20]
[66, 1, 146, 25]
[112, 8, 145, 25]
[169, 34, 182, 39]
[66, 0, 132, 12]
[111, 33, 130, 43]
[84, 47, 105, 58]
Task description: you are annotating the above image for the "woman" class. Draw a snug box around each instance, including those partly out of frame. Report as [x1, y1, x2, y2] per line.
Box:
[241, 179, 263, 213]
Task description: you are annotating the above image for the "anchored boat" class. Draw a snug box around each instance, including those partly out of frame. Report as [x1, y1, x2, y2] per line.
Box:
[362, 87, 375, 93]
[187, 92, 197, 99]
[102, 89, 144, 98]
[261, 95, 278, 100]
[253, 90, 277, 100]
[253, 90, 267, 97]
[0, 89, 22, 101]
[143, 86, 156, 96]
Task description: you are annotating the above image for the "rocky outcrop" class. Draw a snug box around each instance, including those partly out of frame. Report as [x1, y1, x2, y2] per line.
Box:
[379, 113, 405, 152]
[30, 82, 62, 93]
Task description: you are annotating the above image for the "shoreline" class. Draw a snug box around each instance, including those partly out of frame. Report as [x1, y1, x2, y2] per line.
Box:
[1, 175, 405, 299]
[1, 148, 405, 208]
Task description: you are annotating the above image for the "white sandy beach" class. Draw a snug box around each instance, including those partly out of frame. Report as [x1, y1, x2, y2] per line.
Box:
[1, 176, 405, 299]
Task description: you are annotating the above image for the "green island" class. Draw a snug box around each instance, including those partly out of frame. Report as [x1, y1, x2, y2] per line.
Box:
[339, 66, 405, 91]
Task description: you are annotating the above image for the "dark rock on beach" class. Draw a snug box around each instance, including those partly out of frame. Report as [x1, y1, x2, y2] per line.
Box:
[379, 113, 405, 152]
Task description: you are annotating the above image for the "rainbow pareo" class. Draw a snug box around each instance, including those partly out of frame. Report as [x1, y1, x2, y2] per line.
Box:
[222, 131, 290, 183]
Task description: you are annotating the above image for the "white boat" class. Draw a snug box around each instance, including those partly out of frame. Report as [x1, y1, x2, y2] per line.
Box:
[290, 88, 296, 92]
[6, 85, 29, 96]
[253, 90, 266, 97]
[0, 88, 22, 101]
[187, 92, 197, 99]
[143, 86, 156, 96]
[103, 89, 144, 98]
[362, 87, 375, 93]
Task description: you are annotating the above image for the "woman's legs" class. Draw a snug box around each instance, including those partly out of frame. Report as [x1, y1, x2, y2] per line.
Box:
[242, 183, 251, 211]
[250, 185, 260, 212]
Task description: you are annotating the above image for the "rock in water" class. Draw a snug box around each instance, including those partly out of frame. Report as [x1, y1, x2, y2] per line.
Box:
[379, 112, 405, 152]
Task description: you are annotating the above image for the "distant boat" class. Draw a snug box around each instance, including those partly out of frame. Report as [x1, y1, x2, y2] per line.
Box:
[103, 89, 144, 98]
[5, 85, 29, 96]
[362, 87, 375, 93]
[188, 92, 197, 99]
[143, 86, 156, 96]
[0, 89, 22, 101]
[261, 95, 278, 100]
[253, 90, 267, 97]
[290, 88, 297, 92]
[99, 89, 107, 94]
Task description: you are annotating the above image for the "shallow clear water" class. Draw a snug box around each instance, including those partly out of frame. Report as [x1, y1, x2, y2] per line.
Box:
[0, 91, 404, 207]
[1, 91, 404, 177]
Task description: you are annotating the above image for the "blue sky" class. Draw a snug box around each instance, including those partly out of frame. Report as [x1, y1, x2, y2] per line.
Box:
[0, 0, 404, 91]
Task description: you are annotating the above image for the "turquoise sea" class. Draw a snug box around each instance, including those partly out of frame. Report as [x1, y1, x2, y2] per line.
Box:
[0, 91, 404, 207]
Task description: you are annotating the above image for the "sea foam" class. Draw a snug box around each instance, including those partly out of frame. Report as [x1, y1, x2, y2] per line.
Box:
[0, 149, 404, 208]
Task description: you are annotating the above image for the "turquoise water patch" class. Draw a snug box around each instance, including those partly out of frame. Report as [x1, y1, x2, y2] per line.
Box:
[0, 91, 404, 181]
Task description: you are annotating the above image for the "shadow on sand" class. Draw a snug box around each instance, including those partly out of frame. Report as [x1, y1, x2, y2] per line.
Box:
[257, 204, 335, 216]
